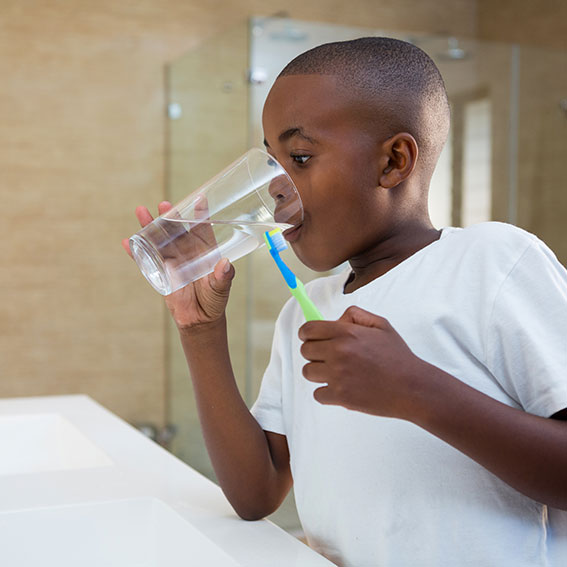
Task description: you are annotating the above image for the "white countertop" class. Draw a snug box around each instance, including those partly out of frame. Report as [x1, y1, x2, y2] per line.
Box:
[0, 395, 335, 566]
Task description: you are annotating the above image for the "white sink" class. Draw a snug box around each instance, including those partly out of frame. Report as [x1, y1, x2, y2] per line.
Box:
[0, 498, 241, 566]
[0, 396, 336, 566]
[0, 413, 113, 475]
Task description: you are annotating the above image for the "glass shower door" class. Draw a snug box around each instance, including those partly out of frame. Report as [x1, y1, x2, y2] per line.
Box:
[165, 22, 250, 481]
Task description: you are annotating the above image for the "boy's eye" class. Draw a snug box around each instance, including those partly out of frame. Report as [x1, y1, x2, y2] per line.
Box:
[291, 154, 311, 165]
[266, 157, 277, 167]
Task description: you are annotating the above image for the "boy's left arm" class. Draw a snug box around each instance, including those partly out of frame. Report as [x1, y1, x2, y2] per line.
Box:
[299, 305, 567, 510]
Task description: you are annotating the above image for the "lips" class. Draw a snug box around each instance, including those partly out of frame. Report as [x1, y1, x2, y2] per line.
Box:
[283, 223, 302, 242]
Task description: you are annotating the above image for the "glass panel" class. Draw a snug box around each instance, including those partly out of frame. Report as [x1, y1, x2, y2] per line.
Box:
[429, 131, 453, 228]
[165, 21, 249, 481]
[462, 98, 492, 226]
[412, 35, 514, 227]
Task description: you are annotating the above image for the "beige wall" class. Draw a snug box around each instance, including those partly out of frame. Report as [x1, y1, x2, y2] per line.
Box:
[0, 0, 477, 426]
[477, 0, 567, 263]
[515, 46, 567, 260]
[1, 0, 565, 430]
[478, 0, 567, 50]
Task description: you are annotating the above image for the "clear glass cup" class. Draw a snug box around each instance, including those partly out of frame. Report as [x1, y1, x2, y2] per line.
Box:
[129, 148, 303, 295]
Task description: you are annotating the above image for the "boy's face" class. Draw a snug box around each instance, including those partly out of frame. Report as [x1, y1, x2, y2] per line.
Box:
[262, 74, 393, 272]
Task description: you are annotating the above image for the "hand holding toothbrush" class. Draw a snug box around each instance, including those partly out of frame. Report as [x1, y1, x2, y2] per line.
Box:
[298, 305, 427, 420]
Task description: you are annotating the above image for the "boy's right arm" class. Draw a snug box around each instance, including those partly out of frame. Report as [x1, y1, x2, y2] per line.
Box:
[124, 202, 292, 520]
[178, 317, 292, 520]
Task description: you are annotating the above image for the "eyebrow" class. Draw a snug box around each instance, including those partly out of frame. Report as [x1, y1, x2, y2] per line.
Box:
[263, 127, 317, 148]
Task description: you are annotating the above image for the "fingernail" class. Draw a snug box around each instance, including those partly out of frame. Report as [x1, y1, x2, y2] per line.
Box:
[223, 259, 231, 273]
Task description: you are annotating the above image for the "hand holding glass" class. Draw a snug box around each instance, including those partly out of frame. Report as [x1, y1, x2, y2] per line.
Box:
[129, 148, 303, 295]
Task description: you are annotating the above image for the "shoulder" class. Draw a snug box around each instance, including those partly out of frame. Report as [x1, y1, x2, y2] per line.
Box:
[448, 222, 566, 291]
[444, 222, 538, 249]
[431, 223, 565, 295]
[442, 222, 542, 267]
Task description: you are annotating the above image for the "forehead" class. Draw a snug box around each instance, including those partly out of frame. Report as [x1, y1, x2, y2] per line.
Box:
[262, 74, 365, 143]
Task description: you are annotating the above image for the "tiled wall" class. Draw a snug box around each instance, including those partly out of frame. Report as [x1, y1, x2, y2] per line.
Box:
[477, 0, 567, 262]
[0, 0, 477, 428]
[478, 0, 567, 51]
[1, 0, 564, 434]
[515, 46, 567, 260]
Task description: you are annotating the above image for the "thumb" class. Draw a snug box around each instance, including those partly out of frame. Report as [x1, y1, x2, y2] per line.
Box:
[209, 258, 235, 291]
[338, 305, 388, 329]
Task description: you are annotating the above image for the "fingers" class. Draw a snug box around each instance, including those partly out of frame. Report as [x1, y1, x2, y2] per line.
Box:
[158, 201, 173, 215]
[135, 206, 155, 227]
[298, 308, 389, 342]
[313, 385, 334, 405]
[190, 195, 218, 249]
[338, 305, 389, 329]
[193, 194, 209, 217]
[302, 361, 328, 383]
[298, 320, 343, 342]
[121, 238, 133, 259]
[134, 202, 172, 227]
[299, 337, 326, 363]
[125, 202, 170, 258]
[298, 307, 393, 410]
[164, 194, 218, 260]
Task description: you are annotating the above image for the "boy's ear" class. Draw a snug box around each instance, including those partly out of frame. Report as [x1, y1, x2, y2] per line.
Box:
[378, 133, 418, 189]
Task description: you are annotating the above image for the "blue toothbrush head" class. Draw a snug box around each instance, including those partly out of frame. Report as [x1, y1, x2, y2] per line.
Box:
[264, 228, 297, 288]
[264, 228, 288, 253]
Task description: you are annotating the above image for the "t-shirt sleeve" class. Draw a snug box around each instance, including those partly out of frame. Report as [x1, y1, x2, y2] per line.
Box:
[485, 238, 567, 417]
[250, 310, 288, 435]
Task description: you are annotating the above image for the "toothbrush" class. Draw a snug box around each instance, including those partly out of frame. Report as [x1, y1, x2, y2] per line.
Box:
[264, 228, 323, 321]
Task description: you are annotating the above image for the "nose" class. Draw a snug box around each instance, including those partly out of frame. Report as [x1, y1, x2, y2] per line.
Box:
[268, 174, 303, 226]
[268, 174, 290, 202]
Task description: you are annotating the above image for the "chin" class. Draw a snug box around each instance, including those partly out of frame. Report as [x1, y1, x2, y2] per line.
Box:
[290, 245, 342, 273]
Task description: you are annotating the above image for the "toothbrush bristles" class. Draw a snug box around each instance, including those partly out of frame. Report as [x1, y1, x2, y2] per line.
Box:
[268, 228, 288, 253]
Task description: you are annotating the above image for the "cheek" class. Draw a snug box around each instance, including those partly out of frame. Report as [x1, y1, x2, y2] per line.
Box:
[291, 159, 378, 270]
[293, 201, 360, 271]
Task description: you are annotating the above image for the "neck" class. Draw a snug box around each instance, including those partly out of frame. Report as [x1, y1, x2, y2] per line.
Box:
[344, 220, 441, 294]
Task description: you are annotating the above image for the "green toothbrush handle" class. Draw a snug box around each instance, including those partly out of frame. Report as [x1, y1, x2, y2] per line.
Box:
[290, 279, 324, 321]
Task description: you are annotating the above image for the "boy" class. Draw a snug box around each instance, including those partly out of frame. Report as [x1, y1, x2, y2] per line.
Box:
[126, 38, 567, 566]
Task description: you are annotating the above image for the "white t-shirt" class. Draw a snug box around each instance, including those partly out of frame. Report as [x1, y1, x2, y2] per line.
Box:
[251, 222, 567, 567]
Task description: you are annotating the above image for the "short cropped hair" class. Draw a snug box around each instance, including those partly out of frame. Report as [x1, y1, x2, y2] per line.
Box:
[279, 37, 451, 176]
